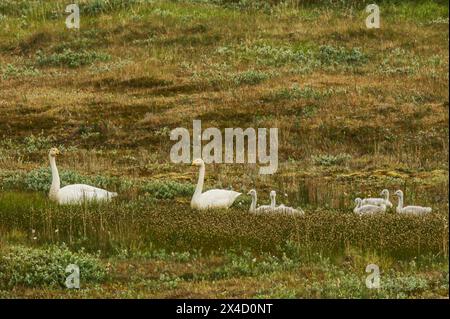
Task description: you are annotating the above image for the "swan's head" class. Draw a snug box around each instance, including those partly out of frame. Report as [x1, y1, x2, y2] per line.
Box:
[394, 190, 403, 197]
[191, 158, 204, 166]
[354, 198, 361, 205]
[247, 189, 256, 196]
[380, 189, 389, 196]
[49, 148, 60, 158]
[270, 190, 276, 198]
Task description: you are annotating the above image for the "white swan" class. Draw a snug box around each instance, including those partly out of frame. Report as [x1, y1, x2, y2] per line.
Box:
[190, 158, 241, 210]
[48, 148, 117, 205]
[353, 198, 386, 214]
[248, 189, 273, 213]
[394, 190, 432, 215]
[271, 191, 304, 215]
[361, 189, 393, 208]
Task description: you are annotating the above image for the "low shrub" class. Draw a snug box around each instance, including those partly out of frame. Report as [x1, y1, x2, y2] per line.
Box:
[36, 49, 110, 68]
[1, 64, 41, 80]
[312, 153, 352, 166]
[318, 45, 367, 65]
[0, 245, 108, 288]
[141, 180, 195, 199]
[232, 70, 269, 85]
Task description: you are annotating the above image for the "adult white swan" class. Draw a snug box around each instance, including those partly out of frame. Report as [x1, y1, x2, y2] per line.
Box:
[353, 198, 386, 214]
[271, 191, 304, 215]
[190, 158, 241, 210]
[361, 189, 393, 208]
[248, 189, 272, 213]
[48, 148, 117, 205]
[394, 190, 432, 215]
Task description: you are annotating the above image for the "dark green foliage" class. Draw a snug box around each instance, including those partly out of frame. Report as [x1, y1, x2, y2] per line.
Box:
[0, 245, 107, 288]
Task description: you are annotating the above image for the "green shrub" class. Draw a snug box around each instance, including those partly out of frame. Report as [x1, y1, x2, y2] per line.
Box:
[0, 245, 108, 288]
[210, 250, 296, 279]
[81, 0, 141, 15]
[141, 180, 195, 199]
[24, 167, 88, 192]
[36, 49, 111, 68]
[377, 48, 420, 76]
[23, 133, 55, 154]
[224, 43, 367, 70]
[1, 64, 41, 80]
[318, 45, 367, 65]
[233, 70, 269, 85]
[247, 43, 311, 66]
[1, 171, 26, 190]
[312, 153, 352, 166]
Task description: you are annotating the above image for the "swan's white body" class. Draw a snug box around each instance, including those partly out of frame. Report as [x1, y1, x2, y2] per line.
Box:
[54, 184, 117, 205]
[190, 159, 241, 210]
[354, 198, 386, 215]
[248, 189, 273, 213]
[271, 191, 305, 215]
[394, 190, 432, 215]
[192, 189, 241, 210]
[274, 205, 304, 215]
[48, 148, 117, 205]
[361, 189, 393, 208]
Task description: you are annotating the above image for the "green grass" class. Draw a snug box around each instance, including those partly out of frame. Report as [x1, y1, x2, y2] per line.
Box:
[0, 239, 447, 298]
[0, 192, 447, 258]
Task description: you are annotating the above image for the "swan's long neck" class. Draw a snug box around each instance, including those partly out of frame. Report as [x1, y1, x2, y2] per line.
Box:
[397, 194, 403, 209]
[49, 155, 60, 199]
[384, 191, 389, 201]
[270, 194, 276, 208]
[193, 163, 205, 199]
[353, 200, 359, 213]
[250, 193, 257, 211]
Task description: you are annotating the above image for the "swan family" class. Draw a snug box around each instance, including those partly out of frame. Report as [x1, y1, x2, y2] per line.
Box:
[353, 189, 432, 215]
[248, 189, 304, 214]
[44, 148, 433, 215]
